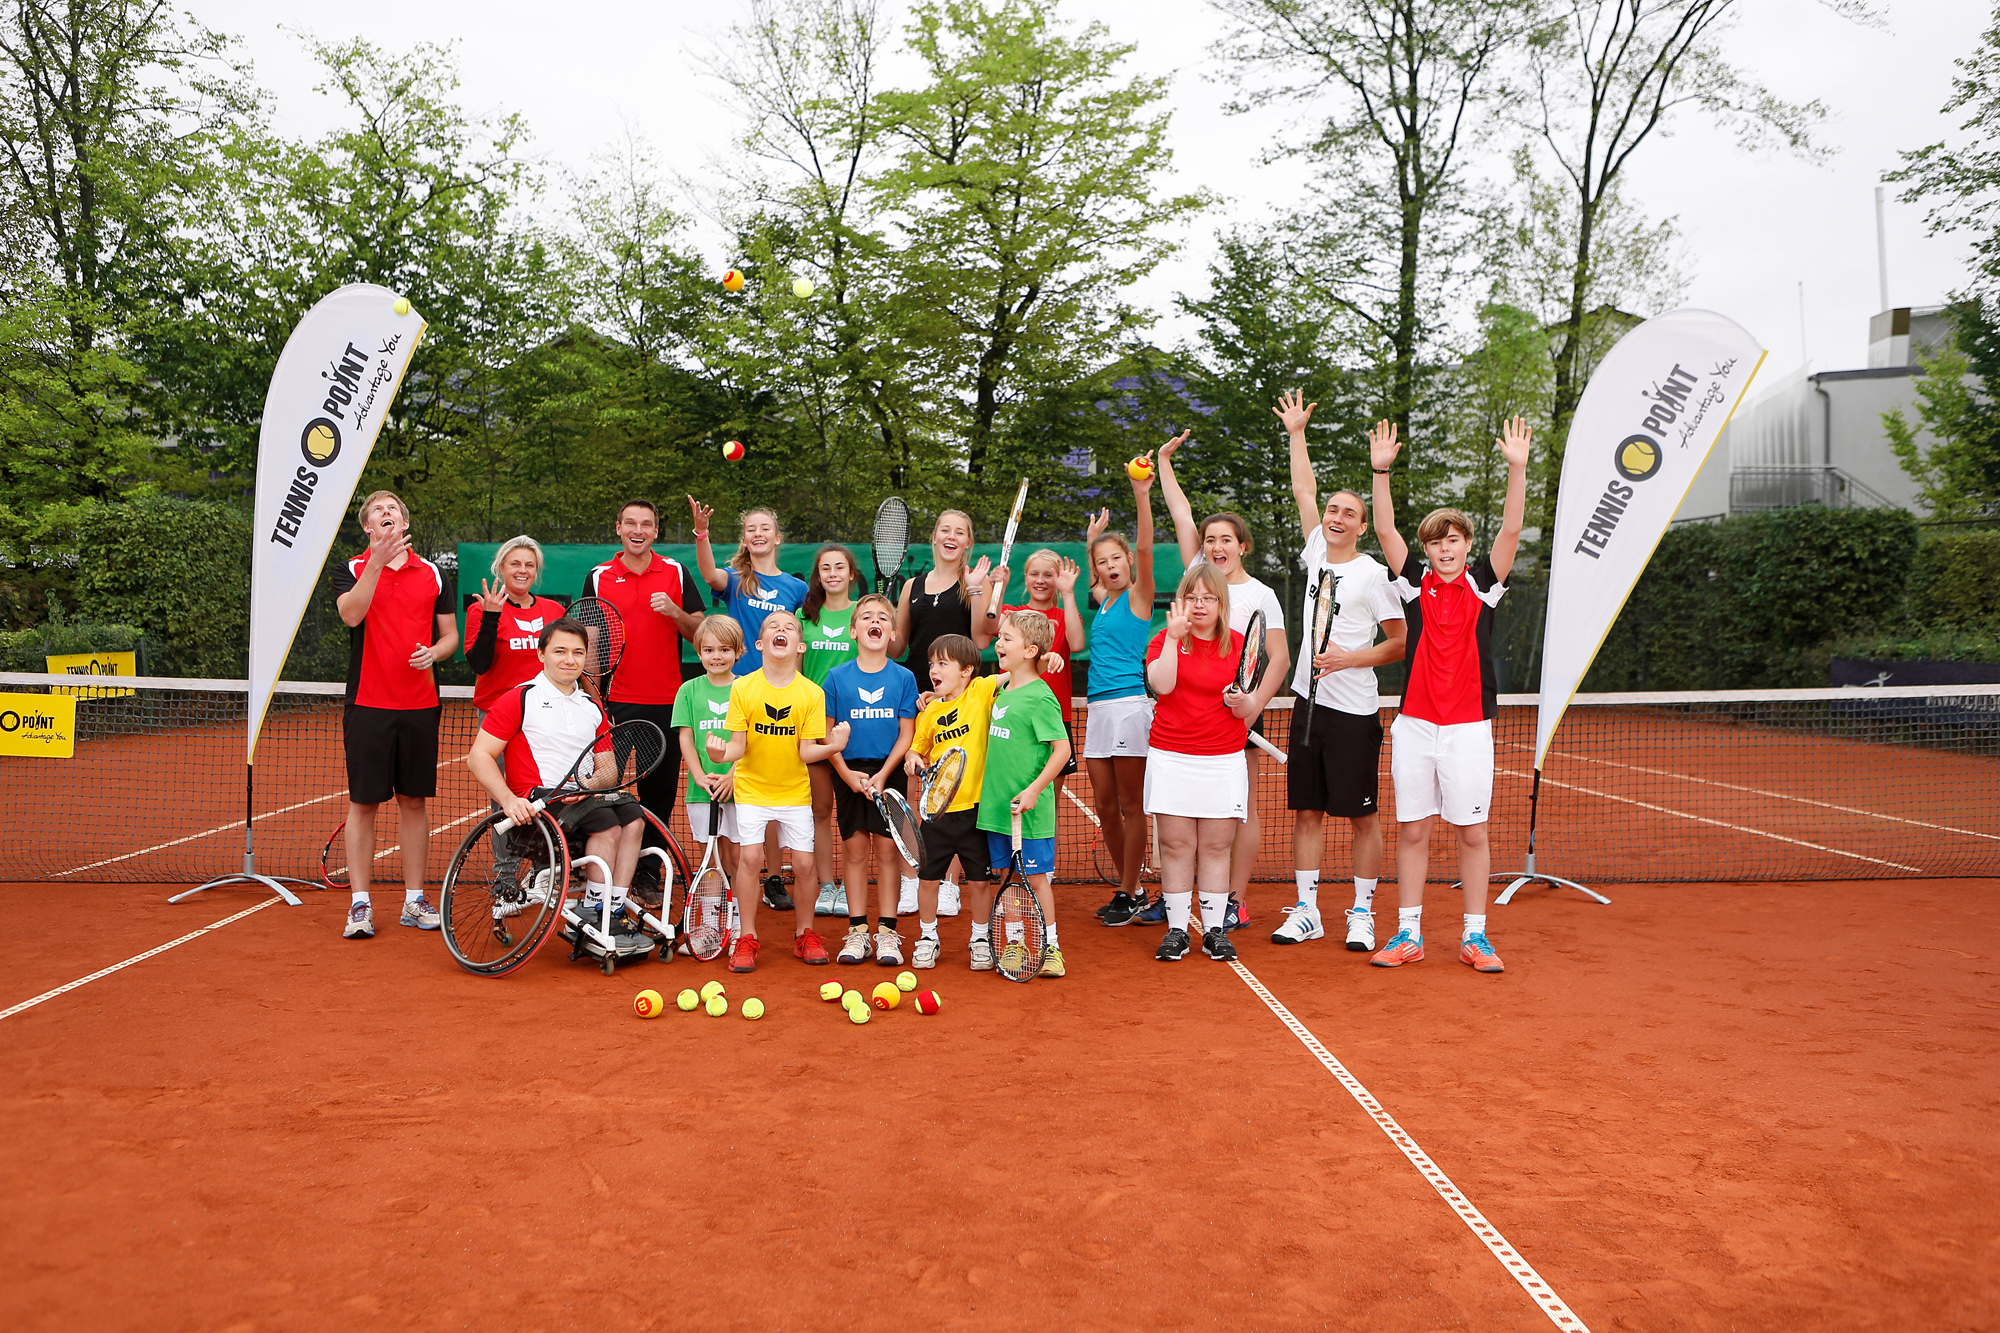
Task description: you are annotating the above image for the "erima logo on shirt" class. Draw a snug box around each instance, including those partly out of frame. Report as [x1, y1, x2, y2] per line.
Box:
[754, 701, 796, 737]
[850, 707, 894, 721]
[858, 686, 885, 704]
[765, 703, 792, 721]
[515, 617, 545, 633]
[992, 704, 1009, 719]
[707, 700, 728, 715]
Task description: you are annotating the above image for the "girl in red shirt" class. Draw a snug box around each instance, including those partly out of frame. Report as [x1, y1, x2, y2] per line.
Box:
[1142, 564, 1261, 964]
[977, 549, 1086, 716]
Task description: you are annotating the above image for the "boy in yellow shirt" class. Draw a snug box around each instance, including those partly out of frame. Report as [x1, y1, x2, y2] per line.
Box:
[708, 610, 850, 971]
[904, 634, 1001, 970]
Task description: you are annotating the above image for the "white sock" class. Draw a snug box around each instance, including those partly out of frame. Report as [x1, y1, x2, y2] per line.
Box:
[921, 919, 939, 941]
[1004, 920, 1024, 943]
[1398, 905, 1422, 939]
[1165, 890, 1193, 931]
[404, 888, 422, 904]
[971, 920, 990, 942]
[1199, 893, 1228, 932]
[584, 880, 607, 905]
[1353, 877, 1377, 911]
[351, 890, 369, 906]
[1295, 871, 1319, 909]
[1463, 913, 1486, 942]
[611, 885, 630, 908]
[1044, 921, 1059, 947]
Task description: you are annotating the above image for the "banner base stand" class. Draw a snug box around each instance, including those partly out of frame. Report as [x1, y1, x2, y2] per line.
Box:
[171, 873, 320, 906]
[1489, 853, 1611, 906]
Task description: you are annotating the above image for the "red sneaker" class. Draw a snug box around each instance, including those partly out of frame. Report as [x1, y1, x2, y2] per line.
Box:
[1459, 932, 1504, 973]
[1369, 930, 1424, 968]
[793, 929, 830, 965]
[729, 935, 760, 973]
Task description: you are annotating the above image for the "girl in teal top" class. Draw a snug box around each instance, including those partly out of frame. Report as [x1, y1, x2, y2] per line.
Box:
[799, 542, 863, 913]
[1082, 453, 1160, 923]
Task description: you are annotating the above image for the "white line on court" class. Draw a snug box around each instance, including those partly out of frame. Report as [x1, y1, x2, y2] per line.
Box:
[0, 898, 282, 1022]
[1228, 960, 1591, 1333]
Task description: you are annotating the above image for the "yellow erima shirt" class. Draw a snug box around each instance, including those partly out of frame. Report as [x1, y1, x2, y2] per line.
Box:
[910, 674, 999, 814]
[724, 669, 827, 806]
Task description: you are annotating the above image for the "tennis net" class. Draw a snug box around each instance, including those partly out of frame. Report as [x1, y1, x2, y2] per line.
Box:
[0, 675, 1994, 887]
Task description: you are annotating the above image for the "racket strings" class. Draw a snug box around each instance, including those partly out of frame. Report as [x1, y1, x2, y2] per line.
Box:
[921, 750, 966, 817]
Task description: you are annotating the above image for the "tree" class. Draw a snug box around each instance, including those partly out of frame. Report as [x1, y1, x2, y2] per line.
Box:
[1883, 304, 2000, 520]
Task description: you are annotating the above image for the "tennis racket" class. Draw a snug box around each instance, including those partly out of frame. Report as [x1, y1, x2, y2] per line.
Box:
[494, 719, 668, 834]
[320, 821, 349, 889]
[1232, 608, 1270, 696]
[872, 496, 911, 596]
[997, 477, 1029, 572]
[682, 800, 737, 961]
[992, 811, 1046, 982]
[875, 787, 925, 872]
[566, 596, 626, 688]
[1301, 571, 1340, 746]
[916, 746, 967, 818]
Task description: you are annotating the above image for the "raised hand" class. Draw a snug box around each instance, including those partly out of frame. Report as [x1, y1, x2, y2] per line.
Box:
[705, 732, 729, 761]
[478, 578, 506, 613]
[687, 496, 714, 537]
[1130, 450, 1155, 495]
[1158, 429, 1190, 462]
[1274, 389, 1316, 435]
[366, 523, 410, 570]
[1084, 508, 1111, 547]
[1163, 596, 1190, 641]
[1054, 556, 1081, 594]
[1497, 415, 1533, 469]
[967, 555, 992, 588]
[1368, 420, 1401, 471]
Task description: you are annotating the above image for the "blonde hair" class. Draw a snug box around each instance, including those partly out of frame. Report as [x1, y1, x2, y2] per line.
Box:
[1007, 608, 1055, 657]
[933, 509, 975, 600]
[1023, 548, 1062, 576]
[853, 592, 895, 619]
[1416, 508, 1473, 546]
[693, 613, 745, 654]
[728, 506, 783, 599]
[356, 490, 408, 527]
[488, 535, 543, 585]
[760, 609, 802, 644]
[1176, 563, 1233, 659]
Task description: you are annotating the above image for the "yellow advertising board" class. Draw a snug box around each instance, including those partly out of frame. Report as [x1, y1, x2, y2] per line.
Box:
[45, 650, 138, 698]
[0, 692, 76, 758]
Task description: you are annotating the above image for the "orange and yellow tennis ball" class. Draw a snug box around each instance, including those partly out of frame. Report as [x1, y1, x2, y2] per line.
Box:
[721, 439, 745, 462]
[1126, 456, 1153, 481]
[705, 993, 729, 1017]
[742, 997, 765, 1020]
[700, 980, 726, 1001]
[848, 1003, 870, 1025]
[634, 989, 664, 1018]
[723, 268, 745, 293]
[819, 981, 844, 1002]
[913, 989, 942, 1015]
[677, 989, 700, 1010]
[870, 981, 901, 1011]
[895, 971, 918, 992]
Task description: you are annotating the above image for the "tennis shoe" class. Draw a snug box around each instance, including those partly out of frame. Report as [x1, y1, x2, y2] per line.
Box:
[874, 930, 904, 967]
[997, 941, 1028, 974]
[1344, 907, 1376, 952]
[343, 900, 374, 939]
[813, 882, 839, 916]
[1460, 933, 1505, 973]
[1223, 899, 1248, 932]
[1202, 927, 1237, 962]
[1134, 896, 1168, 926]
[762, 875, 794, 912]
[1370, 930, 1424, 968]
[792, 929, 830, 965]
[1271, 903, 1323, 944]
[1098, 891, 1141, 926]
[1093, 890, 1123, 920]
[969, 937, 995, 971]
[897, 878, 919, 915]
[400, 896, 442, 930]
[730, 935, 761, 972]
[837, 926, 871, 964]
[938, 881, 961, 917]
[1040, 946, 1066, 978]
[1155, 927, 1191, 961]
[913, 935, 940, 969]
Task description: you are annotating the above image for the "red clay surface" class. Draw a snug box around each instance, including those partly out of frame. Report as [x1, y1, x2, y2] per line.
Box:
[2, 875, 1996, 1331]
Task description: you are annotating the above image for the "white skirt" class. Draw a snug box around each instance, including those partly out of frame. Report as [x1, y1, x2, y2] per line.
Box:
[1083, 694, 1154, 759]
[1143, 747, 1249, 821]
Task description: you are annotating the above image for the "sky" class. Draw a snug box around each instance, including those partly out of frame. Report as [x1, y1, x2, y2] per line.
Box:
[191, 0, 1989, 379]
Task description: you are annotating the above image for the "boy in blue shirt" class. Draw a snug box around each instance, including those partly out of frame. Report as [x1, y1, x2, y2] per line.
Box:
[823, 594, 920, 965]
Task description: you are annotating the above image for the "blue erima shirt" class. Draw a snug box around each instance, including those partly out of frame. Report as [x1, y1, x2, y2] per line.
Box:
[823, 659, 919, 759]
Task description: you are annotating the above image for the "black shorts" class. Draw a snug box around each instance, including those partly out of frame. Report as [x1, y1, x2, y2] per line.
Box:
[1286, 696, 1384, 819]
[343, 704, 441, 804]
[557, 793, 643, 838]
[918, 807, 991, 882]
[835, 763, 909, 839]
[1061, 715, 1079, 778]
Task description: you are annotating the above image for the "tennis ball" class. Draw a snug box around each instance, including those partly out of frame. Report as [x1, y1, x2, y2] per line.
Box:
[848, 1003, 870, 1025]
[743, 997, 765, 1020]
[633, 988, 664, 1019]
[842, 989, 863, 1010]
[700, 980, 726, 1001]
[723, 268, 745, 293]
[677, 989, 699, 1011]
[722, 439, 745, 462]
[792, 276, 815, 299]
[392, 295, 411, 316]
[1126, 456, 1153, 481]
[871, 981, 901, 1011]
[819, 981, 844, 1002]
[705, 994, 728, 1017]
[913, 989, 942, 1015]
[896, 971, 918, 992]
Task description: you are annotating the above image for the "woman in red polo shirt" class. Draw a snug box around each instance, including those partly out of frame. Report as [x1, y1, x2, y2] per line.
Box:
[465, 536, 567, 713]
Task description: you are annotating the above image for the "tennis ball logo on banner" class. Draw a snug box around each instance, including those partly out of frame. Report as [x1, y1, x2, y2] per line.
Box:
[301, 418, 342, 466]
[1615, 435, 1662, 483]
[1573, 362, 1701, 561]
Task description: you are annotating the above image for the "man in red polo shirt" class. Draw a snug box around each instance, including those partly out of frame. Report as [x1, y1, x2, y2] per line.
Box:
[331, 491, 460, 940]
[579, 498, 707, 900]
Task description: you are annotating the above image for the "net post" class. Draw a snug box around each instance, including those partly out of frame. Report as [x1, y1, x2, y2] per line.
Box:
[1492, 766, 1612, 906]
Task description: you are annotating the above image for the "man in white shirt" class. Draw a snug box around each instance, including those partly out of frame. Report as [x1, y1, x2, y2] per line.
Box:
[1272, 390, 1409, 950]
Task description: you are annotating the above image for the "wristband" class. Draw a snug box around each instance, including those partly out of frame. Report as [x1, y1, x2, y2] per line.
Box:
[1372, 468, 1391, 474]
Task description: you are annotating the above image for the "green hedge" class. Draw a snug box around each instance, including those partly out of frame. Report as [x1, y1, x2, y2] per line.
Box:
[1907, 531, 2000, 628]
[55, 495, 252, 677]
[0, 611, 151, 673]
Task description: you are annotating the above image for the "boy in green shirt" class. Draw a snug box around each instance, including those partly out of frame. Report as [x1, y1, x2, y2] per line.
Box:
[670, 616, 744, 887]
[975, 608, 1072, 978]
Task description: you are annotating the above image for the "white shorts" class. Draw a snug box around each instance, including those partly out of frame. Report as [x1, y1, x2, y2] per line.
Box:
[686, 800, 739, 844]
[1389, 714, 1494, 825]
[1084, 695, 1154, 759]
[734, 803, 814, 850]
[1143, 748, 1249, 821]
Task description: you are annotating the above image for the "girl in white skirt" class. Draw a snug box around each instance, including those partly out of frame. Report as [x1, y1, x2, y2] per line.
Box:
[1142, 563, 1263, 962]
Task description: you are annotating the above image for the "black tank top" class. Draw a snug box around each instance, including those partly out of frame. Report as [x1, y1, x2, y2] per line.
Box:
[904, 575, 970, 673]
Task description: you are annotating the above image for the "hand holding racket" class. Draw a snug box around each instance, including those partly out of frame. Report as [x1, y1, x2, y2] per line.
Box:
[992, 810, 1046, 983]
[494, 719, 667, 833]
[914, 747, 967, 818]
[1301, 572, 1340, 746]
[682, 800, 737, 961]
[997, 478, 1029, 572]
[1224, 608, 1269, 718]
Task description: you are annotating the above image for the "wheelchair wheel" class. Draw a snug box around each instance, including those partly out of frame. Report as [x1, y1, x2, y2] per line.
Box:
[633, 805, 691, 917]
[441, 809, 569, 977]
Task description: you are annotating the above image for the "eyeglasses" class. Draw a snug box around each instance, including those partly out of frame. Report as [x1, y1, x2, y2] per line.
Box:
[1182, 594, 1221, 606]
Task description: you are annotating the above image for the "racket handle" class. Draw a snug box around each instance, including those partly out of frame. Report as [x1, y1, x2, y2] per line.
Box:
[1010, 809, 1023, 851]
[493, 798, 547, 835]
[1249, 731, 1288, 764]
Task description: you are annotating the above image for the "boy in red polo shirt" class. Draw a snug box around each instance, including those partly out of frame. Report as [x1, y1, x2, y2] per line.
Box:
[331, 491, 460, 939]
[580, 498, 708, 903]
[1368, 417, 1531, 975]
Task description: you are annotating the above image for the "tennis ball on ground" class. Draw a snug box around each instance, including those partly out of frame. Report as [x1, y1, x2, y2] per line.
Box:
[914, 989, 942, 1015]
[723, 268, 745, 293]
[848, 1003, 871, 1025]
[1126, 456, 1154, 481]
[743, 997, 765, 1020]
[896, 971, 918, 992]
[871, 981, 901, 1011]
[705, 994, 728, 1017]
[392, 295, 411, 316]
[634, 989, 664, 1019]
[700, 980, 726, 1001]
[677, 989, 699, 1011]
[820, 981, 844, 1002]
[792, 276, 815, 298]
[842, 989, 864, 1010]
[722, 439, 745, 462]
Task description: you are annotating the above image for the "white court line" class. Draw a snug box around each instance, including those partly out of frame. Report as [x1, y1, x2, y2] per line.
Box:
[0, 898, 282, 1022]
[51, 756, 472, 879]
[1228, 960, 1590, 1332]
[1499, 766, 1923, 874]
[1509, 742, 2000, 844]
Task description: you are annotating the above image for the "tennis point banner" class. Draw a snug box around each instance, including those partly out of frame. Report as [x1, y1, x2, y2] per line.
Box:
[246, 284, 426, 760]
[1534, 308, 1766, 769]
[0, 692, 75, 757]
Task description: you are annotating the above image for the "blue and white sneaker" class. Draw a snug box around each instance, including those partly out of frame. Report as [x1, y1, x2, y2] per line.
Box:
[1271, 903, 1323, 945]
[1344, 907, 1376, 952]
[1134, 896, 1168, 925]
